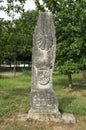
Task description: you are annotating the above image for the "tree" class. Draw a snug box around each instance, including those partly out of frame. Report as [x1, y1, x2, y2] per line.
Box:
[0, 10, 38, 66]
[0, 0, 26, 71]
[1, 10, 38, 64]
[0, 19, 5, 65]
[83, 70, 86, 83]
[13, 10, 38, 62]
[0, 0, 26, 13]
[35, 0, 86, 87]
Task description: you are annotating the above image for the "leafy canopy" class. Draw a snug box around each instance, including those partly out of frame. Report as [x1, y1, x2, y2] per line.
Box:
[35, 0, 86, 74]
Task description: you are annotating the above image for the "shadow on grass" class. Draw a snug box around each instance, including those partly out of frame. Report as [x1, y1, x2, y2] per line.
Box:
[59, 96, 76, 113]
[53, 74, 86, 90]
[53, 75, 68, 88]
[9, 87, 31, 97]
[0, 75, 11, 79]
[72, 83, 86, 91]
[1, 88, 31, 102]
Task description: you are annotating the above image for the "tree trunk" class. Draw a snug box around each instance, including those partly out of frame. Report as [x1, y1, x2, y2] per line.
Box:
[83, 70, 86, 83]
[13, 63, 16, 77]
[24, 63, 25, 69]
[68, 72, 72, 87]
[10, 63, 11, 68]
[0, 63, 1, 72]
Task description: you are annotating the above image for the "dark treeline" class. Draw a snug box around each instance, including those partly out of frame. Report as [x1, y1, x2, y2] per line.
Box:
[0, 0, 86, 86]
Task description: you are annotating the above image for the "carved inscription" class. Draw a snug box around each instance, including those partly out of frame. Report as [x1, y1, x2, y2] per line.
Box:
[32, 91, 56, 111]
[38, 69, 50, 85]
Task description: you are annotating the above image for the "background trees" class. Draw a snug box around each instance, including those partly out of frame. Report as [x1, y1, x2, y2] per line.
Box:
[0, 19, 5, 65]
[0, 10, 38, 65]
[0, 0, 86, 86]
[14, 10, 38, 62]
[0, 0, 26, 15]
[0, 0, 26, 65]
[35, 0, 86, 87]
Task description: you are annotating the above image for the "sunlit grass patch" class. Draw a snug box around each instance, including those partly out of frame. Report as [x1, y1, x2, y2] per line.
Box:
[0, 71, 86, 130]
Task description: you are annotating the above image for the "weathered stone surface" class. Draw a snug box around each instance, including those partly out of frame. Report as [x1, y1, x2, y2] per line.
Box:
[17, 114, 28, 121]
[17, 113, 76, 124]
[27, 12, 61, 121]
[62, 113, 76, 124]
[26, 12, 76, 123]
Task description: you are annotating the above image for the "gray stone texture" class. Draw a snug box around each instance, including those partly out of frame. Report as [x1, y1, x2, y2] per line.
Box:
[62, 113, 76, 124]
[27, 12, 61, 121]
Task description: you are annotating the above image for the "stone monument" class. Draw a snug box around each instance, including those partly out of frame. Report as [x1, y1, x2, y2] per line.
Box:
[27, 12, 61, 121]
[18, 12, 76, 123]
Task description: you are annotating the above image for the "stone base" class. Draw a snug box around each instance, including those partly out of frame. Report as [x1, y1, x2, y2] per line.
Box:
[17, 113, 76, 124]
[27, 108, 61, 122]
[62, 113, 76, 124]
[17, 114, 28, 121]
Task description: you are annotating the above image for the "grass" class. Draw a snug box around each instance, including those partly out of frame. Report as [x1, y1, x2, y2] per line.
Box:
[0, 71, 86, 130]
[53, 73, 86, 116]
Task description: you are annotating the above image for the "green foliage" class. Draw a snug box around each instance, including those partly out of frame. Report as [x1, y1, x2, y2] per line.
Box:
[55, 0, 86, 73]
[0, 20, 10, 63]
[14, 10, 38, 61]
[35, 0, 86, 74]
[35, 0, 45, 11]
[0, 0, 26, 62]
[0, 10, 38, 63]
[0, 0, 26, 19]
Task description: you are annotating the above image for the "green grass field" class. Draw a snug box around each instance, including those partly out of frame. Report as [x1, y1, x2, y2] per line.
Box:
[0, 71, 86, 130]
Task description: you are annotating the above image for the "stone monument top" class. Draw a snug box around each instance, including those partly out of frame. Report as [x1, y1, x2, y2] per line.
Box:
[27, 12, 61, 121]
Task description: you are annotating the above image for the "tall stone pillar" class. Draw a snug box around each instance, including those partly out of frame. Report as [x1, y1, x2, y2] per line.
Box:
[27, 12, 61, 121]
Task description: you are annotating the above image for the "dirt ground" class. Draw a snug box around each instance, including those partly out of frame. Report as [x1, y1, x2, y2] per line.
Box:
[0, 115, 86, 130]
